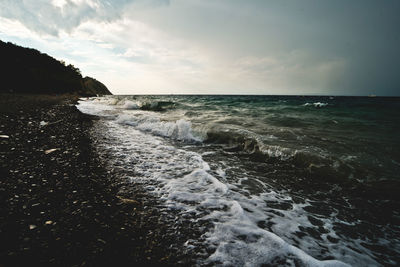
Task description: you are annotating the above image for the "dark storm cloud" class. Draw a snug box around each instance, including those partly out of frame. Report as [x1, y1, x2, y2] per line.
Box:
[117, 0, 400, 95]
[0, 0, 399, 95]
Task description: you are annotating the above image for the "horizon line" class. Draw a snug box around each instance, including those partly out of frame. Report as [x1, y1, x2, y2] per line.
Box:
[111, 93, 399, 97]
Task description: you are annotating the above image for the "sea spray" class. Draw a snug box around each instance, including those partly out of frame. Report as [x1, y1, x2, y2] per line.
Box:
[77, 95, 400, 266]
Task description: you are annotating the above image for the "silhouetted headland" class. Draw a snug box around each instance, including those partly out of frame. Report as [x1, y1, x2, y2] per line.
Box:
[0, 40, 111, 96]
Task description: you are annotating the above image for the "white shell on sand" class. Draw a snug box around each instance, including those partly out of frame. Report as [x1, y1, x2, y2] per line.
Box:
[44, 148, 59, 154]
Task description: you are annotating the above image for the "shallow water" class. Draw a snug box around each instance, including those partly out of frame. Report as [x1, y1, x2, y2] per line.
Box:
[77, 95, 400, 266]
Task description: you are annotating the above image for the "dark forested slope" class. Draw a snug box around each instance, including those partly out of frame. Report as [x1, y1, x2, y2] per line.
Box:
[0, 40, 112, 96]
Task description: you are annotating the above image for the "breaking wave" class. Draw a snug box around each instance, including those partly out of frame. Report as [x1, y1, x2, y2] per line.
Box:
[84, 96, 178, 111]
[304, 102, 328, 108]
[76, 95, 400, 266]
[91, 119, 353, 267]
[77, 97, 372, 184]
[116, 114, 201, 142]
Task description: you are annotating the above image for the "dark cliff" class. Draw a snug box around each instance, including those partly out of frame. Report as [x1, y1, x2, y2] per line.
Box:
[0, 40, 112, 96]
[81, 77, 111, 96]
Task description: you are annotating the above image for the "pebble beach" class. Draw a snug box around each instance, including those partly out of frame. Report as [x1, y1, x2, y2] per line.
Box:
[0, 94, 190, 266]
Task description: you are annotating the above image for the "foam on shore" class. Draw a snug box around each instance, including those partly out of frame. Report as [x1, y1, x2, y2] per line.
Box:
[76, 96, 394, 266]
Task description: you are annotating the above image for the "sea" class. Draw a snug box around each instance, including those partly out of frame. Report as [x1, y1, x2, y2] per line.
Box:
[77, 95, 400, 266]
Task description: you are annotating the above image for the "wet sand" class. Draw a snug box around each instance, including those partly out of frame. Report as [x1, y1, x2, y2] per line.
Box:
[0, 94, 190, 266]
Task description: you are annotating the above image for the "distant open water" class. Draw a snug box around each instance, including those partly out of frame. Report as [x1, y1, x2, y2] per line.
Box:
[77, 95, 400, 266]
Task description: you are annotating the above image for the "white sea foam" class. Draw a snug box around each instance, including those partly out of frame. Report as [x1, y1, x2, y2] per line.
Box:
[304, 102, 328, 108]
[76, 96, 381, 266]
[78, 99, 201, 142]
[116, 113, 201, 142]
[76, 98, 117, 116]
[96, 119, 350, 266]
[205, 218, 349, 267]
[259, 144, 295, 160]
[121, 100, 139, 110]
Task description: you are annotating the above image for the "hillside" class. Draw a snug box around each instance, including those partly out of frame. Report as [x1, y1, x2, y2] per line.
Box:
[0, 40, 112, 96]
[81, 77, 111, 96]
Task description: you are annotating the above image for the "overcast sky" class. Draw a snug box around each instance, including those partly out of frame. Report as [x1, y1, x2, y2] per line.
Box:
[0, 0, 399, 95]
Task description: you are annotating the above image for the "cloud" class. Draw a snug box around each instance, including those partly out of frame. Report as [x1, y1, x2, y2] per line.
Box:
[0, 0, 162, 36]
[68, 18, 209, 94]
[229, 52, 347, 94]
[0, 0, 399, 95]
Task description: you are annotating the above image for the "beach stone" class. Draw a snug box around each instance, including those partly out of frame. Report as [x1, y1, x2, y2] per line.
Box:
[0, 94, 195, 267]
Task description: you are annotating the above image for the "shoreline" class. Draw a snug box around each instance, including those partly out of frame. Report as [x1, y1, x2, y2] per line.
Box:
[3, 94, 399, 266]
[0, 94, 190, 266]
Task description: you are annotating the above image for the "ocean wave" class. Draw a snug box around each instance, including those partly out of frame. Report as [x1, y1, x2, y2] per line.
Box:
[76, 98, 117, 116]
[77, 96, 387, 185]
[204, 128, 361, 183]
[121, 100, 139, 110]
[205, 129, 296, 159]
[119, 99, 177, 111]
[116, 114, 201, 142]
[135, 100, 176, 111]
[77, 96, 392, 266]
[88, 96, 178, 111]
[304, 102, 328, 108]
[93, 120, 355, 266]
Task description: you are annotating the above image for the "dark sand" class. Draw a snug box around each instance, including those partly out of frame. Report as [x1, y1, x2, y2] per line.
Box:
[0, 94, 193, 266]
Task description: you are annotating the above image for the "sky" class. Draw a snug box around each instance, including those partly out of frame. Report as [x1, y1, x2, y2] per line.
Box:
[0, 0, 399, 95]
